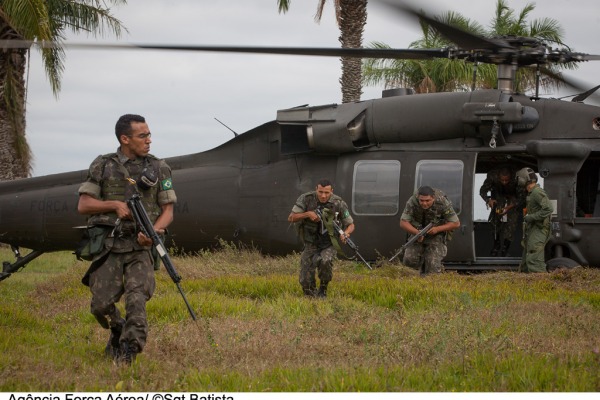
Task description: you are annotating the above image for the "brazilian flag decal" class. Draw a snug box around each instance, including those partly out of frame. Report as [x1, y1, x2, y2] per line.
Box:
[161, 178, 173, 190]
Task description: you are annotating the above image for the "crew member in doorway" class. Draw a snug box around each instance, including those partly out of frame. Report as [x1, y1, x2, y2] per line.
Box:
[479, 166, 521, 256]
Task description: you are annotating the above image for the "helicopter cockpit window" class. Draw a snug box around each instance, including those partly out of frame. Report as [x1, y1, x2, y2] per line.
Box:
[352, 160, 400, 215]
[415, 160, 464, 214]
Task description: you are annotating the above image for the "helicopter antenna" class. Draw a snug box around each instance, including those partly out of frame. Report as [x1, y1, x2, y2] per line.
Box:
[534, 66, 541, 100]
[214, 117, 238, 137]
[470, 59, 478, 91]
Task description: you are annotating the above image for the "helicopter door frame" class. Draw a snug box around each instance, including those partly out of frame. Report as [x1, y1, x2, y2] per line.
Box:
[333, 151, 477, 264]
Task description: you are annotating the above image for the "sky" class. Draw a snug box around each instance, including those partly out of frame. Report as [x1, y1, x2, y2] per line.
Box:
[23, 0, 600, 177]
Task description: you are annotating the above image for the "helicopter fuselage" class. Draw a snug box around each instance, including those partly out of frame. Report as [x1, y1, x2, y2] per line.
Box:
[2, 89, 600, 271]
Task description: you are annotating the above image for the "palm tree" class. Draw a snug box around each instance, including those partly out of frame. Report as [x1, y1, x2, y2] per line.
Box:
[363, 0, 570, 95]
[277, 0, 368, 103]
[0, 0, 126, 180]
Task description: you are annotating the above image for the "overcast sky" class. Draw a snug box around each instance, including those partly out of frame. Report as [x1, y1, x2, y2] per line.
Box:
[24, 0, 600, 176]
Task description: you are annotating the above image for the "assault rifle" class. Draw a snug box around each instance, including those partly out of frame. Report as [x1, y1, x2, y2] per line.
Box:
[127, 194, 197, 321]
[314, 208, 372, 270]
[377, 222, 435, 267]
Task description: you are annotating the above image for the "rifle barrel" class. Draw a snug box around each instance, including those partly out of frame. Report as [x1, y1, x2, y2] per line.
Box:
[128, 195, 196, 321]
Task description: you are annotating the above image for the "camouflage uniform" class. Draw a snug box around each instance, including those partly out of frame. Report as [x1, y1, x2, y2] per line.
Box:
[79, 149, 176, 353]
[400, 189, 459, 274]
[291, 191, 353, 295]
[520, 185, 552, 273]
[479, 167, 522, 256]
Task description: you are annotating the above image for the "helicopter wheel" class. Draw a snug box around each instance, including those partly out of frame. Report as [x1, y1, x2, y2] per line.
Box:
[546, 257, 580, 272]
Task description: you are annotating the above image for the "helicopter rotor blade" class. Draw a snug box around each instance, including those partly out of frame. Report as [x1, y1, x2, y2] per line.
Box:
[378, 0, 512, 51]
[537, 66, 600, 103]
[0, 40, 448, 60]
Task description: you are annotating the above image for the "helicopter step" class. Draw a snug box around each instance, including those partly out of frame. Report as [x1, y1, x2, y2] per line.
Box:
[444, 257, 521, 272]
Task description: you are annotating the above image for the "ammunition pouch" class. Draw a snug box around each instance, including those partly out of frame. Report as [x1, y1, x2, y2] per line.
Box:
[75, 225, 112, 261]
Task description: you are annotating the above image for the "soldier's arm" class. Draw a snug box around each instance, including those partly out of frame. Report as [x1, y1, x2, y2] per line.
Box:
[288, 209, 320, 223]
[428, 219, 460, 235]
[78, 193, 130, 220]
[400, 219, 419, 235]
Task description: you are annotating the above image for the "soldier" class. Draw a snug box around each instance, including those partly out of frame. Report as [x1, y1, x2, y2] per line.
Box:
[479, 166, 521, 256]
[78, 114, 177, 364]
[288, 179, 354, 298]
[516, 167, 553, 273]
[400, 186, 460, 275]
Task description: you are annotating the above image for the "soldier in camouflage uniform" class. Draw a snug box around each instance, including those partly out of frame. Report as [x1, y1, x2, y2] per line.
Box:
[288, 179, 354, 298]
[479, 166, 521, 256]
[400, 186, 460, 275]
[78, 114, 177, 364]
[516, 167, 553, 273]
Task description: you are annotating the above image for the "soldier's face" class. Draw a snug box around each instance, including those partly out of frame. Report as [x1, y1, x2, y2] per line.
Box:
[121, 122, 152, 158]
[418, 195, 434, 210]
[499, 174, 511, 186]
[316, 184, 333, 204]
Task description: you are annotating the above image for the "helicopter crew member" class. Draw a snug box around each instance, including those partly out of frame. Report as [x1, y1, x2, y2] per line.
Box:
[400, 186, 460, 275]
[516, 167, 553, 273]
[479, 166, 521, 256]
[77, 114, 177, 364]
[288, 179, 354, 298]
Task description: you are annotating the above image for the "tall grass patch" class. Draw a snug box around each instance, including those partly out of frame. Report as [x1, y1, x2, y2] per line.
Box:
[0, 246, 599, 391]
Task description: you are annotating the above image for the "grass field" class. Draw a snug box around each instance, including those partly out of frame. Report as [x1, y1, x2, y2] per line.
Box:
[0, 244, 599, 392]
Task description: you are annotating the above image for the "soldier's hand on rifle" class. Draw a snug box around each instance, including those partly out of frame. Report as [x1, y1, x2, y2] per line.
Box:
[487, 198, 497, 208]
[339, 231, 348, 244]
[428, 226, 441, 236]
[307, 210, 320, 222]
[137, 232, 152, 247]
[114, 201, 132, 220]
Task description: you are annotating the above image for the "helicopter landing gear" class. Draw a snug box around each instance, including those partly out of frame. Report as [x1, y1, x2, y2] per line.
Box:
[0, 247, 45, 282]
[546, 245, 580, 272]
[546, 257, 580, 272]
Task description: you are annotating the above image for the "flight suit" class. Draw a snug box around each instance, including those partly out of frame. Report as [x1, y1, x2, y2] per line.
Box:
[291, 191, 353, 295]
[401, 189, 459, 274]
[79, 149, 176, 353]
[520, 185, 553, 273]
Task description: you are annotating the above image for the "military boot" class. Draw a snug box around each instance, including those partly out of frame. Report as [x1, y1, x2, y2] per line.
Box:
[119, 340, 140, 365]
[316, 283, 328, 298]
[104, 318, 125, 359]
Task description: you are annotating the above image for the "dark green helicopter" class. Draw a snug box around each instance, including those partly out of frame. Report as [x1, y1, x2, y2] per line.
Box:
[2, 2, 600, 280]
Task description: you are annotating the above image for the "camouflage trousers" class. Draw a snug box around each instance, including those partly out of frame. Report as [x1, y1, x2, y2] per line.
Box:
[299, 244, 336, 294]
[88, 249, 155, 351]
[519, 223, 550, 273]
[490, 208, 519, 241]
[403, 234, 447, 274]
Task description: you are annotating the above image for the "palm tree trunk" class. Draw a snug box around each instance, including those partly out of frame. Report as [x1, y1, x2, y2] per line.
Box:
[338, 0, 367, 103]
[0, 20, 31, 180]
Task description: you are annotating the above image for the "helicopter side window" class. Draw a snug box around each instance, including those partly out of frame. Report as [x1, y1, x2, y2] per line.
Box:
[415, 160, 464, 214]
[352, 160, 400, 215]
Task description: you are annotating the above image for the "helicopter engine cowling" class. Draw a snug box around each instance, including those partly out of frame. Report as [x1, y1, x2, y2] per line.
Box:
[277, 89, 539, 154]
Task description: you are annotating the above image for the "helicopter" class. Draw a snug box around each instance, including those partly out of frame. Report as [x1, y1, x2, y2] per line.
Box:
[2, 1, 600, 280]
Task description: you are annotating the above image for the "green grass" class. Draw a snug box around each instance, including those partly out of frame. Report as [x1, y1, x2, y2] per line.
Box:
[0, 245, 599, 391]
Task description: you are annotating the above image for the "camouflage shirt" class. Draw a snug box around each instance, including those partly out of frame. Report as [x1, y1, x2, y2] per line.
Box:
[401, 188, 459, 230]
[291, 191, 353, 248]
[78, 148, 177, 252]
[479, 167, 524, 208]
